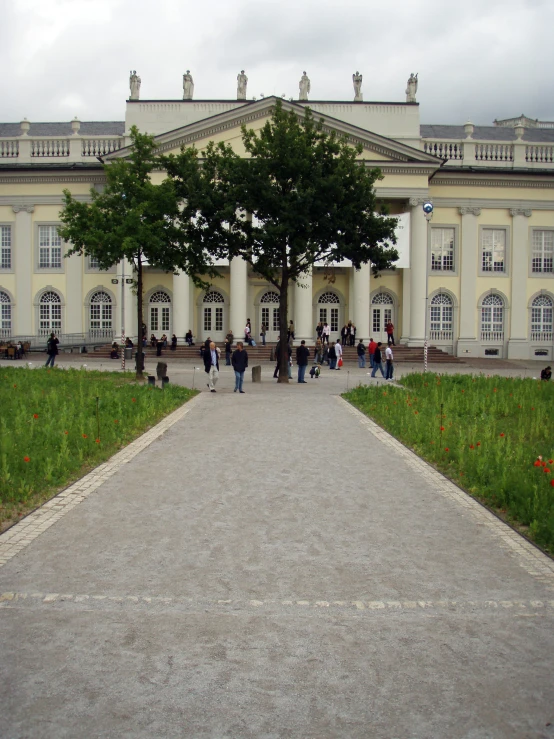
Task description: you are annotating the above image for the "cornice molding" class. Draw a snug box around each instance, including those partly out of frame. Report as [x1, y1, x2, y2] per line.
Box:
[459, 207, 481, 216]
[432, 173, 554, 189]
[375, 187, 429, 199]
[509, 208, 532, 217]
[429, 197, 554, 210]
[1, 194, 92, 207]
[0, 174, 106, 185]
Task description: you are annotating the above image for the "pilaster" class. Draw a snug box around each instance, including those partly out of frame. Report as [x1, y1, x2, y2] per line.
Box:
[457, 207, 481, 356]
[65, 251, 83, 334]
[508, 208, 532, 359]
[12, 204, 34, 335]
[400, 268, 411, 343]
[352, 263, 370, 342]
[172, 270, 191, 339]
[408, 197, 428, 346]
[230, 256, 248, 339]
[294, 268, 313, 343]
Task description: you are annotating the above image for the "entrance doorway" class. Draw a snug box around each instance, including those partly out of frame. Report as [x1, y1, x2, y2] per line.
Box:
[259, 290, 280, 342]
[201, 290, 225, 342]
[371, 293, 394, 343]
[149, 290, 171, 337]
[317, 291, 341, 342]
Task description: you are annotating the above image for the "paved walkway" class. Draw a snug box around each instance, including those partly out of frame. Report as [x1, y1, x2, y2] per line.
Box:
[1, 365, 554, 738]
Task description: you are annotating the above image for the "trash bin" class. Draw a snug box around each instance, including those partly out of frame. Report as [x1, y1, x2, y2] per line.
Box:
[124, 347, 133, 360]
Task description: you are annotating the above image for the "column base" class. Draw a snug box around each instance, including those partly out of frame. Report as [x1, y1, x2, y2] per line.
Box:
[507, 339, 530, 360]
[406, 337, 425, 348]
[456, 339, 480, 358]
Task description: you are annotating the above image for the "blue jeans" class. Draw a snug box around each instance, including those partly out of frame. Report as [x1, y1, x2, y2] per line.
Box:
[386, 360, 394, 380]
[371, 361, 385, 378]
[45, 354, 56, 367]
[234, 370, 244, 391]
[298, 364, 307, 383]
[329, 357, 336, 369]
[369, 354, 375, 368]
[358, 356, 366, 368]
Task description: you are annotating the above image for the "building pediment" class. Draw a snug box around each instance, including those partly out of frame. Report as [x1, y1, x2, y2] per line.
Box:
[109, 96, 442, 171]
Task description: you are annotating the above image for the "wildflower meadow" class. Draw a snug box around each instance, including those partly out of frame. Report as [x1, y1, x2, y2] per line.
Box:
[0, 367, 196, 528]
[345, 373, 554, 553]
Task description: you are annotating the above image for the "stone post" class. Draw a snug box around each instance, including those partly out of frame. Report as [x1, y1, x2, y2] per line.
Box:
[457, 207, 481, 355]
[352, 263, 370, 342]
[230, 256, 248, 339]
[172, 270, 191, 340]
[294, 268, 313, 344]
[12, 205, 34, 335]
[18, 119, 31, 163]
[508, 208, 532, 359]
[69, 117, 82, 163]
[408, 198, 428, 346]
[513, 125, 527, 167]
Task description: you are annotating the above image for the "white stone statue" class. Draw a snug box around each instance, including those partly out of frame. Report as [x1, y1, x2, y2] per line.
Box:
[237, 70, 248, 100]
[353, 71, 363, 102]
[299, 71, 310, 101]
[406, 72, 418, 103]
[129, 70, 141, 100]
[183, 70, 194, 100]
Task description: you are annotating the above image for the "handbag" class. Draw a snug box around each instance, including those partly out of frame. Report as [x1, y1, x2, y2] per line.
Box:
[338, 357, 343, 367]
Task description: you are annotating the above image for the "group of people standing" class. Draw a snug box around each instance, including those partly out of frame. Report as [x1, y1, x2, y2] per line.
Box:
[203, 335, 248, 393]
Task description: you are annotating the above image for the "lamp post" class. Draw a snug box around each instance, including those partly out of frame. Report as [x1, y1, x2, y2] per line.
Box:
[422, 201, 434, 372]
[111, 267, 134, 371]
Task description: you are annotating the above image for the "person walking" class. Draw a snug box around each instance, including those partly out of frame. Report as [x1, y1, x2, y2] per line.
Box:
[322, 322, 330, 345]
[316, 322, 323, 341]
[357, 339, 366, 368]
[232, 341, 248, 393]
[386, 321, 395, 346]
[314, 338, 323, 364]
[350, 323, 356, 347]
[224, 335, 232, 366]
[203, 341, 220, 392]
[368, 337, 377, 369]
[371, 342, 386, 378]
[328, 341, 337, 370]
[334, 340, 343, 370]
[287, 320, 295, 342]
[385, 344, 394, 380]
[44, 332, 59, 367]
[296, 340, 310, 383]
[260, 323, 267, 346]
[341, 324, 348, 347]
[244, 319, 252, 345]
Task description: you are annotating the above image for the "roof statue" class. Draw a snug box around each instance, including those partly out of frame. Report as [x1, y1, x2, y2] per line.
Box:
[129, 70, 141, 101]
[406, 72, 418, 103]
[237, 70, 248, 100]
[299, 71, 310, 101]
[353, 71, 363, 102]
[183, 70, 194, 100]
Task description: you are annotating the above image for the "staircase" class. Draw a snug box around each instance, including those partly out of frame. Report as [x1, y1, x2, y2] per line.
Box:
[91, 342, 463, 364]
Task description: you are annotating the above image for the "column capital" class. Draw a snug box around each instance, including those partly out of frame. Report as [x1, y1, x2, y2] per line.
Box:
[509, 208, 532, 218]
[409, 197, 428, 207]
[12, 204, 34, 213]
[458, 206, 481, 216]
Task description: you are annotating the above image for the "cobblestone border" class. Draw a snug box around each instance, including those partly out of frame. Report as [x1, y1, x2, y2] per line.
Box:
[0, 394, 204, 569]
[339, 397, 554, 591]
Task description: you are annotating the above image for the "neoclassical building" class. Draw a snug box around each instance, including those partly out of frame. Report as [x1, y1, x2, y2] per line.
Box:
[1, 87, 553, 359]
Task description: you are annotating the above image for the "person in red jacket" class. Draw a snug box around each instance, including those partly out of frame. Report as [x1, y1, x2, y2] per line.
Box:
[386, 321, 395, 346]
[368, 337, 377, 369]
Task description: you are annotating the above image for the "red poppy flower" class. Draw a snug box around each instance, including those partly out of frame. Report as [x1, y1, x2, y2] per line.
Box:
[477, 442, 481, 447]
[469, 444, 475, 450]
[13, 384, 16, 389]
[132, 398, 136, 403]
[444, 447, 449, 452]
[440, 426, 445, 431]
[23, 456, 30, 463]
[549, 460, 554, 465]
[534, 460, 542, 467]
[82, 434, 88, 439]
[500, 433, 505, 437]
[461, 390, 465, 393]
[493, 388, 497, 392]
[414, 411, 418, 415]
[95, 438, 100, 444]
[531, 408, 535, 411]
[518, 405, 522, 409]
[544, 468, 551, 474]
[542, 461, 547, 467]
[551, 479, 554, 487]
[460, 472, 464, 476]
[114, 419, 119, 424]
[64, 431, 68, 435]
[33, 414, 38, 419]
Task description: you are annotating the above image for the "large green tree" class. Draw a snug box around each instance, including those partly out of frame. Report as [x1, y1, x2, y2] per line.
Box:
[58, 126, 217, 378]
[162, 101, 399, 381]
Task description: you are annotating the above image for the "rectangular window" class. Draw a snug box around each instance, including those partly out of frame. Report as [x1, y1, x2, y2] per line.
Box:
[372, 309, 381, 333]
[532, 231, 554, 273]
[330, 308, 338, 333]
[161, 307, 170, 332]
[431, 228, 455, 271]
[481, 229, 506, 273]
[203, 307, 211, 332]
[38, 225, 62, 269]
[88, 255, 100, 270]
[151, 307, 159, 332]
[261, 307, 269, 330]
[0, 226, 11, 269]
[0, 303, 11, 335]
[272, 308, 279, 332]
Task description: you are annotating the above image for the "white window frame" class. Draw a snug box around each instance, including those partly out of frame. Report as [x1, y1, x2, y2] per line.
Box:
[480, 294, 505, 343]
[530, 294, 553, 342]
[479, 226, 509, 276]
[429, 293, 454, 342]
[84, 254, 116, 274]
[0, 290, 12, 337]
[429, 226, 457, 274]
[530, 229, 554, 276]
[35, 223, 64, 274]
[0, 225, 13, 272]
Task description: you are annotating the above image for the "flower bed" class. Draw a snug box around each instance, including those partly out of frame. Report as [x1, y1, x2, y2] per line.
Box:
[0, 367, 196, 529]
[345, 373, 554, 553]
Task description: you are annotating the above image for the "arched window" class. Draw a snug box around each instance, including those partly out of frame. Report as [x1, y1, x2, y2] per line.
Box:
[260, 291, 280, 333]
[202, 291, 224, 334]
[89, 291, 113, 338]
[39, 291, 62, 336]
[260, 291, 280, 304]
[149, 291, 171, 333]
[481, 294, 504, 342]
[318, 291, 340, 304]
[0, 291, 11, 337]
[531, 295, 553, 341]
[318, 292, 341, 332]
[203, 290, 224, 303]
[372, 293, 394, 305]
[429, 294, 453, 340]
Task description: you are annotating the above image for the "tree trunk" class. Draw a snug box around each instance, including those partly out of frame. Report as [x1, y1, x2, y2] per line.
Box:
[135, 253, 144, 379]
[278, 272, 289, 383]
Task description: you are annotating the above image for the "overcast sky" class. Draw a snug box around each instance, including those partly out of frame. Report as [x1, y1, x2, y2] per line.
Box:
[1, 0, 552, 126]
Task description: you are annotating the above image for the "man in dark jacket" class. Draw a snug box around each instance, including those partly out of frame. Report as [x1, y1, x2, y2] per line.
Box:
[357, 339, 366, 368]
[371, 341, 386, 378]
[203, 341, 220, 392]
[45, 332, 59, 367]
[296, 340, 310, 383]
[232, 341, 248, 393]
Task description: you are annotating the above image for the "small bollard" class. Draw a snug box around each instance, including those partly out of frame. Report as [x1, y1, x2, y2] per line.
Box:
[147, 375, 156, 386]
[156, 361, 168, 380]
[252, 365, 262, 383]
[162, 376, 169, 387]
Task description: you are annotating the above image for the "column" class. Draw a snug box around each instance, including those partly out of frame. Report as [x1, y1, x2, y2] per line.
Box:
[457, 207, 481, 356]
[400, 268, 411, 343]
[172, 270, 191, 339]
[12, 205, 34, 335]
[408, 198, 428, 346]
[230, 256, 248, 339]
[65, 251, 83, 335]
[352, 263, 370, 342]
[123, 259, 136, 340]
[508, 208, 532, 359]
[294, 268, 313, 344]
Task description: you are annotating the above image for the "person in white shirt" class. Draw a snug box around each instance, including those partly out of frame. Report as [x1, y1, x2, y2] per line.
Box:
[334, 340, 343, 370]
[322, 323, 330, 344]
[385, 345, 394, 380]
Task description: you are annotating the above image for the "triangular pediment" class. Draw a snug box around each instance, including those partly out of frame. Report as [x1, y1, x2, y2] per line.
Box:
[109, 96, 441, 169]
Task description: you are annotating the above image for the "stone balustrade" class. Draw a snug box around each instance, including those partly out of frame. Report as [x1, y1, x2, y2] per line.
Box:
[0, 135, 125, 162]
[422, 137, 554, 168]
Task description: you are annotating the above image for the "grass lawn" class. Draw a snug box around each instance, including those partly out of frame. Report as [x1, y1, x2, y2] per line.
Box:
[0, 367, 197, 531]
[345, 373, 554, 554]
